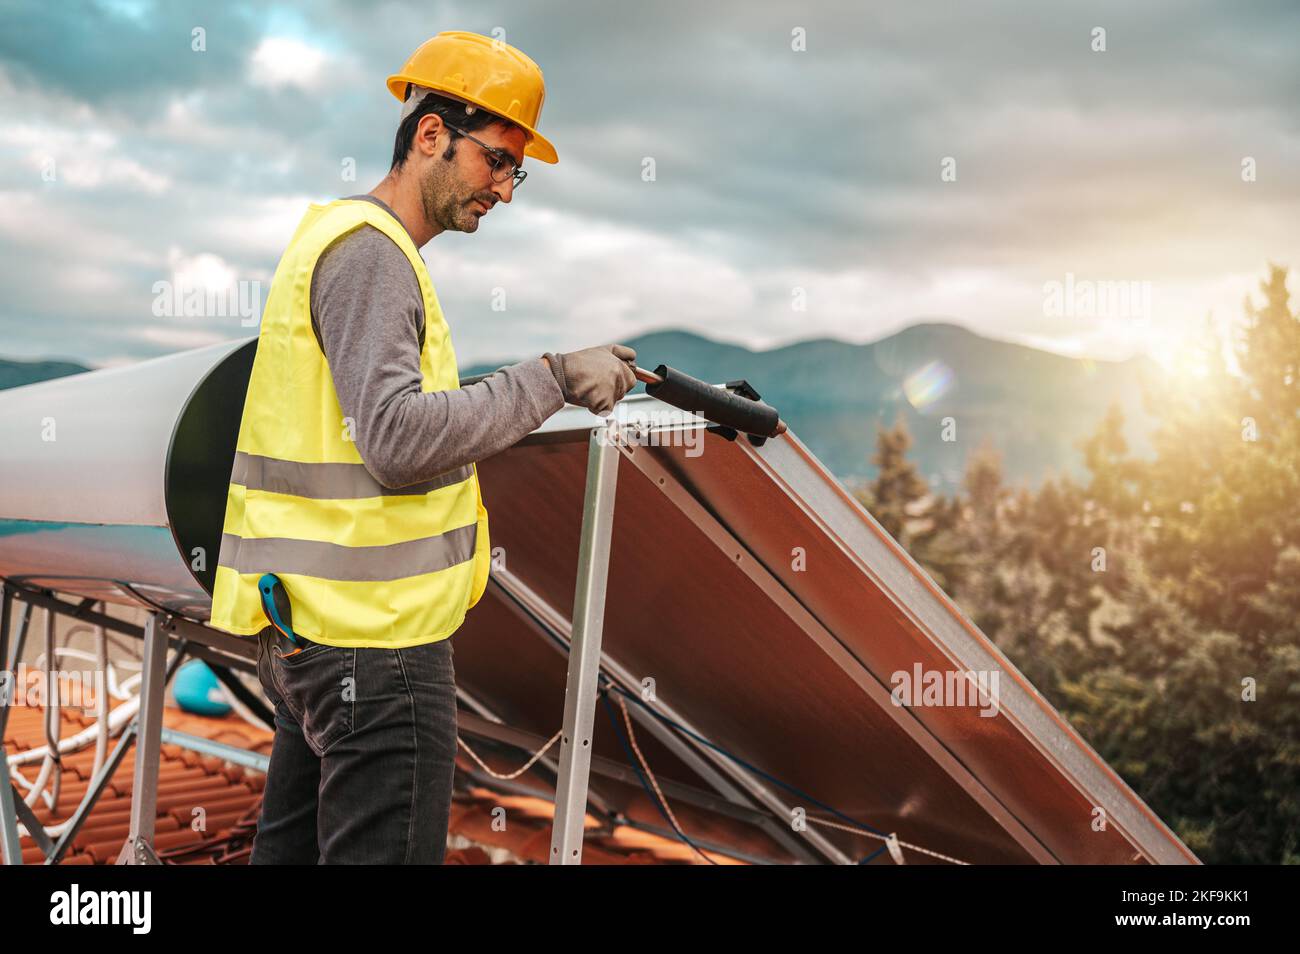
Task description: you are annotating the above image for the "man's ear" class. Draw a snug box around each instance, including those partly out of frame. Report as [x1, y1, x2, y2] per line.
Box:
[415, 112, 445, 158]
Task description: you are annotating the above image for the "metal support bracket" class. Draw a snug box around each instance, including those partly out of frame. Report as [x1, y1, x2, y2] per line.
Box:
[115, 611, 170, 865]
[549, 423, 621, 864]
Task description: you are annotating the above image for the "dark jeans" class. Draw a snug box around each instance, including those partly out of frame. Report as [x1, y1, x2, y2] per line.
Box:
[250, 626, 459, 864]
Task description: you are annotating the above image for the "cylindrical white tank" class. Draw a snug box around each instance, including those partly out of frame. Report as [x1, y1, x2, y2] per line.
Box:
[0, 337, 257, 619]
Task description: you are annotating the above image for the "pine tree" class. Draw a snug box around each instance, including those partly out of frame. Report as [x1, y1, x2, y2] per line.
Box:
[854, 414, 965, 591]
[1058, 266, 1300, 863]
[917, 266, 1300, 863]
[866, 414, 931, 543]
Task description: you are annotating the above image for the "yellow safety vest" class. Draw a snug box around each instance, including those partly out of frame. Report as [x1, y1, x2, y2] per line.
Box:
[209, 198, 491, 648]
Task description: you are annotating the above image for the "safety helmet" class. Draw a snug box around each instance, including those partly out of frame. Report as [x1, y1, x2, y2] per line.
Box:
[387, 31, 558, 164]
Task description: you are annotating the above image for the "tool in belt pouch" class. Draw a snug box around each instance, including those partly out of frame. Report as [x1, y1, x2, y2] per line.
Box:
[258, 573, 307, 657]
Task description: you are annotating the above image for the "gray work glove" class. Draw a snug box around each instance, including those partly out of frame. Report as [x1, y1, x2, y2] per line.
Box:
[543, 344, 637, 416]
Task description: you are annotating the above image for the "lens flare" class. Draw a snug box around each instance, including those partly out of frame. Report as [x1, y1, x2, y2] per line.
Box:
[902, 360, 954, 410]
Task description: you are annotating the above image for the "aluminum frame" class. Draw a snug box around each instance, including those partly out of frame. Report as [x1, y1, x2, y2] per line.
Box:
[548, 424, 622, 864]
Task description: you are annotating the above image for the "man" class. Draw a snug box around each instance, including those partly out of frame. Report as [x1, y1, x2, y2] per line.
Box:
[208, 31, 637, 863]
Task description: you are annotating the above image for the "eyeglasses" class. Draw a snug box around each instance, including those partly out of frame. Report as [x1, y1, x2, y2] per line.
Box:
[442, 121, 527, 189]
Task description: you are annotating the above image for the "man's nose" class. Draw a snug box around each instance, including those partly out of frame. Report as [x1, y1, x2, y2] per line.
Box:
[489, 177, 514, 204]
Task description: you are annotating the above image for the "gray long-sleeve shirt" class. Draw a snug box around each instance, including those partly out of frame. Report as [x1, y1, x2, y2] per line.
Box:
[308, 195, 565, 489]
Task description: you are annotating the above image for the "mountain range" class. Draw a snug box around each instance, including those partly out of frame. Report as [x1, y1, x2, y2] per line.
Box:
[465, 323, 1160, 491]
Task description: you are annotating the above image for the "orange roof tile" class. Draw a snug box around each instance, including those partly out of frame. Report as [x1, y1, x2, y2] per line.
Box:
[4, 674, 732, 865]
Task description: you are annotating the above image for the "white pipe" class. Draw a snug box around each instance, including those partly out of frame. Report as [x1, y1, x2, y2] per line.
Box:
[7, 694, 139, 766]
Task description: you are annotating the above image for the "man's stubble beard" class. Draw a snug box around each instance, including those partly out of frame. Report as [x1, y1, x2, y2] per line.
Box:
[419, 156, 477, 234]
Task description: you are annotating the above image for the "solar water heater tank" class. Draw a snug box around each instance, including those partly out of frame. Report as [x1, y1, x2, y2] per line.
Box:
[0, 337, 258, 618]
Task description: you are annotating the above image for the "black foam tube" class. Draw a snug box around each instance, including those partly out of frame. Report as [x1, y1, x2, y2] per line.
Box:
[644, 364, 781, 437]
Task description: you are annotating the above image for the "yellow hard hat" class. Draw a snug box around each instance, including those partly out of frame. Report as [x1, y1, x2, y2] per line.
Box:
[387, 31, 558, 164]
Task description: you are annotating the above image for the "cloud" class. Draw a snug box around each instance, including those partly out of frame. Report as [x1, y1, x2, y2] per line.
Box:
[0, 122, 170, 193]
[0, 0, 1298, 370]
[165, 248, 239, 295]
[248, 36, 329, 91]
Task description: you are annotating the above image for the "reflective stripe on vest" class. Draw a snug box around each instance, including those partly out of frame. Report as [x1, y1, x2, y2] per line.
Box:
[231, 450, 474, 499]
[218, 524, 477, 582]
[207, 198, 492, 648]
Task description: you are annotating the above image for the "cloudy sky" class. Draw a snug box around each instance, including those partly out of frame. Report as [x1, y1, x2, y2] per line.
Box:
[1, 0, 1297, 370]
